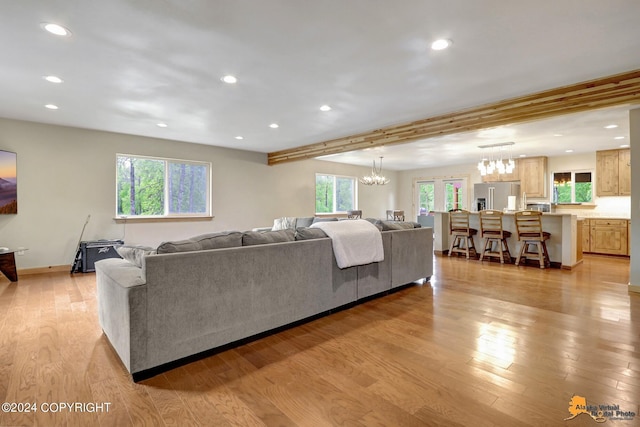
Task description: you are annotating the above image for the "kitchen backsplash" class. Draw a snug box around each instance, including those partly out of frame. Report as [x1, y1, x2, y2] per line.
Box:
[553, 196, 630, 218]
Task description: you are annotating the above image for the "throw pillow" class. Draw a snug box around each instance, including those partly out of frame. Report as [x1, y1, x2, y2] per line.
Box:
[242, 229, 295, 246]
[116, 245, 156, 268]
[272, 217, 297, 231]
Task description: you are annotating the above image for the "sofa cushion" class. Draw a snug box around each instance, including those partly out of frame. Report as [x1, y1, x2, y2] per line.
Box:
[381, 221, 415, 231]
[116, 245, 156, 268]
[157, 231, 243, 254]
[193, 231, 243, 250]
[364, 218, 384, 231]
[295, 217, 315, 228]
[295, 227, 328, 240]
[272, 217, 297, 231]
[312, 217, 338, 223]
[242, 229, 295, 246]
[156, 238, 200, 253]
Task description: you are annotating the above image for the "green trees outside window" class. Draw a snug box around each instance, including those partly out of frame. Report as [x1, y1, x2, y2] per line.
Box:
[552, 171, 592, 204]
[117, 155, 210, 217]
[316, 174, 357, 214]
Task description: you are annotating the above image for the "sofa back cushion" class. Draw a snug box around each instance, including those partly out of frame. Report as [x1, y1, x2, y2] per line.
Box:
[157, 231, 243, 254]
[295, 227, 328, 240]
[242, 229, 295, 246]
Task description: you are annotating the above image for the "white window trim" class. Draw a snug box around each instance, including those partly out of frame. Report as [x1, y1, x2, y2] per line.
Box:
[550, 169, 594, 204]
[115, 153, 212, 219]
[413, 175, 470, 213]
[315, 173, 358, 215]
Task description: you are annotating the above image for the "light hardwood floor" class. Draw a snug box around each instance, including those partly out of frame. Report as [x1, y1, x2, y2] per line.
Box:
[0, 254, 638, 426]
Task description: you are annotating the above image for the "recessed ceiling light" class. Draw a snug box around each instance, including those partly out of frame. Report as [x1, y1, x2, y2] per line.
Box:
[320, 105, 332, 112]
[157, 123, 168, 128]
[614, 136, 625, 140]
[269, 123, 279, 129]
[604, 124, 618, 129]
[553, 133, 563, 137]
[43, 75, 63, 83]
[431, 38, 452, 50]
[519, 154, 527, 157]
[620, 144, 630, 148]
[235, 136, 244, 140]
[41, 23, 72, 37]
[222, 75, 237, 84]
[45, 104, 59, 110]
[565, 149, 574, 153]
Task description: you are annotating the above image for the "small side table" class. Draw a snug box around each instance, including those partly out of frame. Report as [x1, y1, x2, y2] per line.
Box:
[0, 248, 25, 282]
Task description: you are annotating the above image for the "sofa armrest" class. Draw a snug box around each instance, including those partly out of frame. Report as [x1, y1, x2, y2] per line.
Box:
[95, 258, 148, 374]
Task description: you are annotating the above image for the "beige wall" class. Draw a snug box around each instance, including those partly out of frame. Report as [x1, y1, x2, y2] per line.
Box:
[0, 118, 397, 270]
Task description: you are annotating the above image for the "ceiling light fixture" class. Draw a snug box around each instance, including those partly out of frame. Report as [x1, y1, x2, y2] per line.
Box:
[320, 105, 332, 112]
[235, 136, 244, 140]
[41, 23, 72, 36]
[565, 149, 574, 153]
[45, 104, 59, 110]
[360, 156, 390, 186]
[477, 142, 515, 176]
[43, 75, 63, 83]
[157, 123, 168, 128]
[222, 75, 237, 84]
[431, 38, 452, 50]
[604, 124, 618, 129]
[614, 136, 625, 140]
[269, 123, 279, 129]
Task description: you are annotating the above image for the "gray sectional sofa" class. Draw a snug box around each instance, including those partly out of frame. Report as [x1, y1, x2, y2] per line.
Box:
[95, 224, 433, 381]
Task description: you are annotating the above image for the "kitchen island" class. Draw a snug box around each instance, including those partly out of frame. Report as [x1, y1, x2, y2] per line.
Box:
[431, 211, 580, 269]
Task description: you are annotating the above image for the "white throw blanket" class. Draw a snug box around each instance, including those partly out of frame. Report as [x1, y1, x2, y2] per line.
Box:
[310, 219, 384, 268]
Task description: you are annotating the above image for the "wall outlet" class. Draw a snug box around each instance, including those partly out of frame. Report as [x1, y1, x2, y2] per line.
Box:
[17, 247, 25, 256]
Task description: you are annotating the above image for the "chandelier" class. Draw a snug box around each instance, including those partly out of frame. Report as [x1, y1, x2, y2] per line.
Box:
[477, 142, 516, 176]
[360, 156, 390, 185]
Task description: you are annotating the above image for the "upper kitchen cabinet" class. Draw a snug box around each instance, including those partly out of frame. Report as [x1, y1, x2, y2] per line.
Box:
[596, 148, 630, 196]
[518, 156, 547, 198]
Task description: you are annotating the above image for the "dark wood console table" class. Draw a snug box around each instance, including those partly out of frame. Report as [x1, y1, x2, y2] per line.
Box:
[0, 249, 20, 282]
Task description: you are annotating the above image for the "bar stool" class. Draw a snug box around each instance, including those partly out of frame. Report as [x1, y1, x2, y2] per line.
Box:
[347, 210, 362, 219]
[448, 209, 477, 259]
[478, 210, 512, 264]
[514, 210, 551, 268]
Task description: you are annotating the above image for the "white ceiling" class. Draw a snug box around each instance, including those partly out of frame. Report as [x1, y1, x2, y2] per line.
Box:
[1, 1, 639, 170]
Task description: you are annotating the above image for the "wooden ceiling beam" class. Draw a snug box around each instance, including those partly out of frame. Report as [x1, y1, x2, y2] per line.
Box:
[267, 69, 640, 165]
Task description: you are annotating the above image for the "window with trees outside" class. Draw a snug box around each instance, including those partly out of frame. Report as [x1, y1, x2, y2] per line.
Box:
[116, 154, 211, 218]
[552, 171, 593, 204]
[315, 174, 357, 214]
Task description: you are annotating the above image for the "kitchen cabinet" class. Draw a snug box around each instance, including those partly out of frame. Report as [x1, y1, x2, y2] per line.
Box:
[519, 156, 547, 198]
[596, 148, 630, 196]
[618, 148, 631, 196]
[581, 219, 590, 253]
[589, 219, 628, 256]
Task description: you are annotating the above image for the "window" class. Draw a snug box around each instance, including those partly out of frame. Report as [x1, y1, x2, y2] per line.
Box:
[417, 181, 435, 215]
[415, 176, 468, 213]
[444, 179, 466, 211]
[552, 171, 593, 203]
[116, 154, 211, 218]
[315, 174, 357, 214]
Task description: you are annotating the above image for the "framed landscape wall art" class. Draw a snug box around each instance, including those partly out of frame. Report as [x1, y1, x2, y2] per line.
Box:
[0, 150, 17, 214]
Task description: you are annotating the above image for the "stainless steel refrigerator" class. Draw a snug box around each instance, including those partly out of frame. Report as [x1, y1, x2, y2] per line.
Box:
[473, 182, 520, 211]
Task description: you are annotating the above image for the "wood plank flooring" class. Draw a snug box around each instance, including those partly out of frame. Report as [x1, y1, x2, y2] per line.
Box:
[0, 254, 638, 426]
